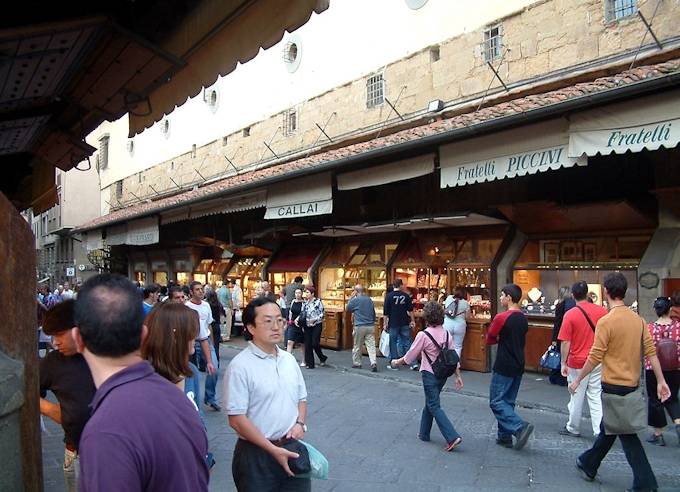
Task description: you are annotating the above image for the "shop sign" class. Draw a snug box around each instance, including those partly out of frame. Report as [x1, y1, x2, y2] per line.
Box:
[265, 199, 332, 219]
[151, 260, 168, 271]
[569, 117, 680, 157]
[441, 145, 585, 187]
[126, 217, 159, 245]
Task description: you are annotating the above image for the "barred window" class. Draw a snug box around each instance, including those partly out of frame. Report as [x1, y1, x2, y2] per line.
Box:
[283, 108, 297, 136]
[483, 25, 503, 62]
[366, 73, 384, 109]
[605, 0, 637, 21]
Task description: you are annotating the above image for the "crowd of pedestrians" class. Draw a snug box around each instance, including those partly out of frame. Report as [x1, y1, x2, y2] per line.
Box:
[35, 270, 680, 491]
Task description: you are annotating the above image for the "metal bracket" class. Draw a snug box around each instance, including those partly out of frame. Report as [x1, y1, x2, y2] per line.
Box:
[384, 97, 405, 121]
[149, 185, 162, 196]
[477, 47, 511, 112]
[169, 177, 182, 189]
[630, 0, 663, 69]
[376, 86, 406, 138]
[637, 9, 663, 50]
[305, 112, 337, 157]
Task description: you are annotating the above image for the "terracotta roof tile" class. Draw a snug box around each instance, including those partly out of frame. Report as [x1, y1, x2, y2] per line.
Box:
[76, 57, 680, 232]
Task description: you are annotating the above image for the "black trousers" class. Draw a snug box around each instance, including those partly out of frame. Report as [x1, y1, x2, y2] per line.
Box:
[303, 323, 326, 368]
[232, 439, 310, 492]
[579, 384, 657, 491]
[645, 369, 680, 428]
[212, 322, 221, 363]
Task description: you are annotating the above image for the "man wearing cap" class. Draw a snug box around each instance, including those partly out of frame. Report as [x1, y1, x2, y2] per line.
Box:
[39, 300, 96, 492]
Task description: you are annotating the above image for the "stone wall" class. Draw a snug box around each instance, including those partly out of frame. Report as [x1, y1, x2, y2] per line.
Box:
[110, 0, 680, 207]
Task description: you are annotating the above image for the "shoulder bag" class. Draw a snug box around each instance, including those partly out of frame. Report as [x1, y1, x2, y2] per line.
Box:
[575, 305, 596, 332]
[422, 330, 459, 379]
[601, 321, 647, 435]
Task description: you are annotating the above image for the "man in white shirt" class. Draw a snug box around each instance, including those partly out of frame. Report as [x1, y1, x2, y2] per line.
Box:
[231, 279, 244, 336]
[62, 282, 75, 300]
[185, 281, 219, 411]
[226, 297, 309, 491]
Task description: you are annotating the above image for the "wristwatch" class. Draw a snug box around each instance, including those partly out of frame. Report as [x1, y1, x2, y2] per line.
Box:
[296, 420, 307, 432]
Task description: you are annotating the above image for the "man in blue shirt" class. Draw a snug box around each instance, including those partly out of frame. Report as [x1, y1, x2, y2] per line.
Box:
[346, 284, 377, 372]
[142, 284, 160, 316]
[383, 278, 417, 370]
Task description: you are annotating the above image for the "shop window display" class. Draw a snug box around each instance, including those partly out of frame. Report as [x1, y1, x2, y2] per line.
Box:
[513, 235, 650, 317]
[176, 272, 190, 285]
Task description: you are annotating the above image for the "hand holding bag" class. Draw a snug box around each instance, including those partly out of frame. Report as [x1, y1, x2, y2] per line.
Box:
[540, 345, 561, 371]
[280, 438, 311, 475]
[296, 440, 329, 480]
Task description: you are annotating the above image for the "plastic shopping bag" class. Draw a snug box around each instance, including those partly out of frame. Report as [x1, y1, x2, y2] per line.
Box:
[379, 330, 391, 358]
[297, 440, 329, 480]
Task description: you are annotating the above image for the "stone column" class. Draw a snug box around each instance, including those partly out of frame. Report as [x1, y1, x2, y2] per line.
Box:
[0, 192, 42, 491]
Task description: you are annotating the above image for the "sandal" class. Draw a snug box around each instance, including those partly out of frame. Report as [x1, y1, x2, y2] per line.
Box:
[445, 437, 462, 452]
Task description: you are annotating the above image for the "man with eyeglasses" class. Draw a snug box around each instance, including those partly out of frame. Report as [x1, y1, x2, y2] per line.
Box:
[225, 296, 309, 491]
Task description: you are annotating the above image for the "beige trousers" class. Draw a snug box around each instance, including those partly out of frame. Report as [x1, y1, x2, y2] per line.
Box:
[352, 325, 376, 366]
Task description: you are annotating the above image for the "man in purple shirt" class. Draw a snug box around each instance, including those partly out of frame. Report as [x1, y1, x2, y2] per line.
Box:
[72, 274, 209, 491]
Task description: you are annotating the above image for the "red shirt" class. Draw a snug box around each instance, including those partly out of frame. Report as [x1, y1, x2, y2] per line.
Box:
[558, 301, 608, 369]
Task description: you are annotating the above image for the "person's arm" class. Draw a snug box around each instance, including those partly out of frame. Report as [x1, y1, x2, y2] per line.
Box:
[285, 400, 308, 439]
[569, 319, 609, 394]
[393, 332, 425, 367]
[39, 398, 61, 424]
[485, 313, 505, 345]
[648, 355, 671, 402]
[560, 341, 571, 377]
[200, 338, 216, 375]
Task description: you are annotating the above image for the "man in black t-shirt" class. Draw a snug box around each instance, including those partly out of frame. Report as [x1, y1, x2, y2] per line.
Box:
[485, 284, 534, 450]
[383, 278, 417, 370]
[40, 300, 96, 492]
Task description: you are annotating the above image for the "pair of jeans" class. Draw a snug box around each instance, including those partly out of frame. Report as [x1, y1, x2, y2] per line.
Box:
[352, 325, 376, 366]
[193, 341, 219, 405]
[303, 323, 326, 368]
[420, 370, 460, 443]
[579, 420, 657, 490]
[389, 325, 412, 362]
[233, 439, 310, 492]
[63, 447, 78, 492]
[489, 371, 525, 439]
[184, 361, 204, 417]
[646, 369, 680, 428]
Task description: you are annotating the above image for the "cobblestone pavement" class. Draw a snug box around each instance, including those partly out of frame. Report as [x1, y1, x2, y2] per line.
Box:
[42, 343, 680, 491]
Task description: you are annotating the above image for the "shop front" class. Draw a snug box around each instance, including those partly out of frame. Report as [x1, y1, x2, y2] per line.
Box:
[265, 242, 325, 300]
[222, 246, 271, 307]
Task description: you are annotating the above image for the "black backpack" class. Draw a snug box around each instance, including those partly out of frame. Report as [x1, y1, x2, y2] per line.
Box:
[422, 330, 460, 379]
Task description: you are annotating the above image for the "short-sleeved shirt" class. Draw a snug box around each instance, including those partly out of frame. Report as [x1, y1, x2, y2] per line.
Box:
[79, 361, 208, 492]
[225, 343, 307, 440]
[142, 302, 153, 317]
[185, 300, 213, 340]
[346, 295, 376, 327]
[39, 352, 96, 450]
[486, 310, 528, 377]
[558, 301, 608, 369]
[217, 286, 232, 310]
[384, 290, 413, 328]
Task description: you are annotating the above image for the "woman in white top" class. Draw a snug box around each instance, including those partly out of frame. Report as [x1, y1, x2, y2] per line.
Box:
[443, 286, 470, 357]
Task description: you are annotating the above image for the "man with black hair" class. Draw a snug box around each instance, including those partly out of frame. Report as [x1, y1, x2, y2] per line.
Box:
[557, 280, 607, 438]
[185, 280, 220, 411]
[142, 283, 160, 316]
[486, 283, 534, 450]
[226, 296, 309, 491]
[168, 285, 186, 303]
[73, 274, 209, 491]
[40, 300, 96, 492]
[384, 278, 417, 370]
[571, 272, 670, 491]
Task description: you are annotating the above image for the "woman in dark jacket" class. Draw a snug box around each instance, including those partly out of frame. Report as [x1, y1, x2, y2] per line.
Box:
[550, 286, 575, 386]
[206, 290, 224, 364]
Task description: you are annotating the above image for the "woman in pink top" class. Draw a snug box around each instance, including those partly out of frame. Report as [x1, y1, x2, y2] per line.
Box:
[392, 302, 464, 451]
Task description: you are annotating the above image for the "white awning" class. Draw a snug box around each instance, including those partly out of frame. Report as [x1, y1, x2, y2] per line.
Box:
[161, 190, 267, 225]
[265, 172, 333, 220]
[337, 154, 435, 190]
[440, 119, 586, 188]
[85, 229, 103, 251]
[126, 217, 159, 245]
[105, 224, 128, 246]
[569, 89, 680, 157]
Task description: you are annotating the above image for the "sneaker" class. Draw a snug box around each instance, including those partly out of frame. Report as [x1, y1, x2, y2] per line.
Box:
[205, 401, 222, 412]
[496, 438, 513, 448]
[646, 433, 665, 446]
[351, 364, 362, 369]
[410, 364, 419, 371]
[575, 458, 595, 482]
[514, 422, 534, 450]
[371, 364, 377, 372]
[299, 362, 306, 367]
[559, 426, 581, 438]
[385, 364, 399, 371]
[445, 437, 462, 452]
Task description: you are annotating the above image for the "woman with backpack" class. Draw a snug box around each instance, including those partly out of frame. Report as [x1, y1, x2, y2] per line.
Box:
[645, 296, 680, 446]
[391, 301, 464, 451]
[443, 286, 470, 357]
